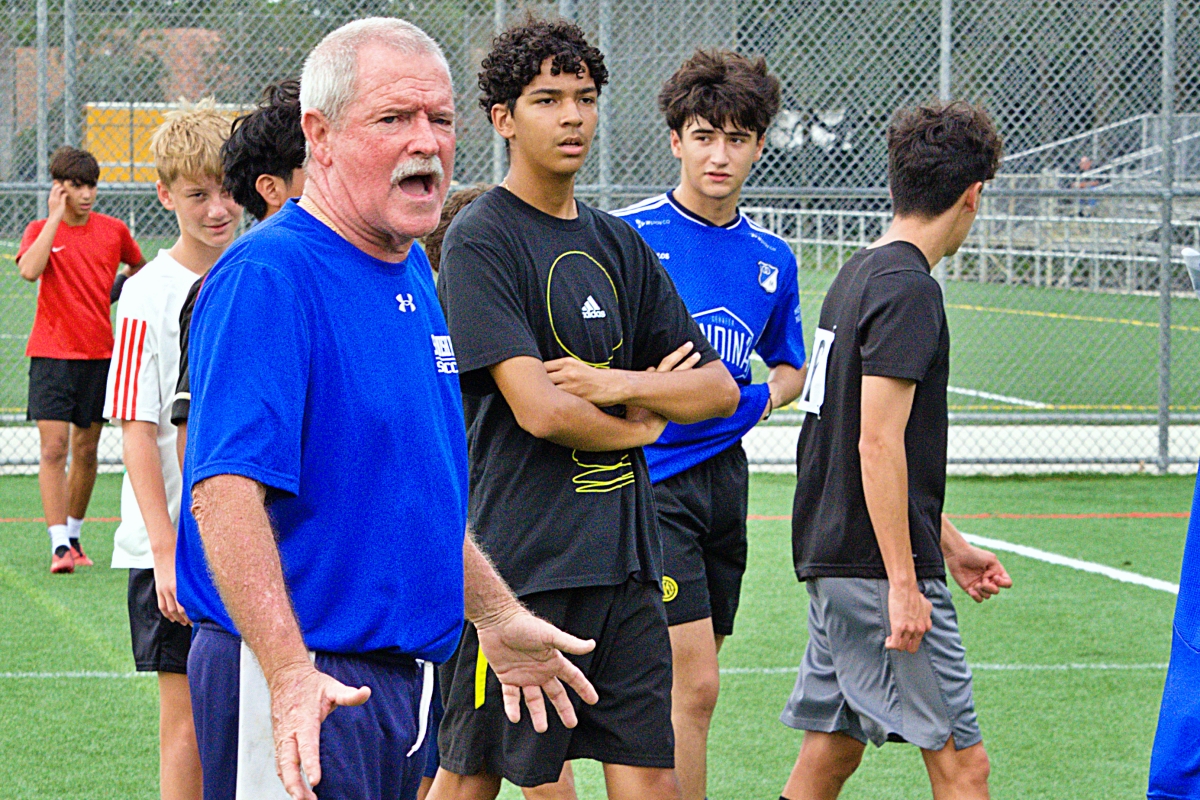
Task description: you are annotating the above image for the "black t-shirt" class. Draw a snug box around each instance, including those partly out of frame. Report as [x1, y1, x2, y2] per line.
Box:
[170, 276, 202, 426]
[438, 187, 719, 597]
[792, 241, 949, 581]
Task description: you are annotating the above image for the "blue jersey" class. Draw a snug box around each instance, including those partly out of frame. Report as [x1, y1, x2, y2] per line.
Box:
[176, 200, 468, 661]
[613, 192, 806, 482]
[1149, 470, 1200, 798]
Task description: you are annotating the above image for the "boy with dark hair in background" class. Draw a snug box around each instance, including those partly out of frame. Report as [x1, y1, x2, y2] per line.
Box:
[781, 101, 1012, 800]
[17, 145, 144, 573]
[170, 78, 306, 463]
[431, 17, 739, 800]
[613, 49, 807, 800]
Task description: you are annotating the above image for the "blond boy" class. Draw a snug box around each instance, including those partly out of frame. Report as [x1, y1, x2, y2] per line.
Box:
[104, 99, 242, 800]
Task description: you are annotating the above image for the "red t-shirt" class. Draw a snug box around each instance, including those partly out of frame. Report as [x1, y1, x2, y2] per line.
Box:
[19, 212, 143, 360]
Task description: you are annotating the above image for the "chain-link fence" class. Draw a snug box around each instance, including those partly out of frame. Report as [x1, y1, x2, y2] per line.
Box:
[0, 0, 1197, 474]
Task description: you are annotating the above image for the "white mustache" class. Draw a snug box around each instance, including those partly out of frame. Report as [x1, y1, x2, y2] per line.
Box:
[391, 157, 444, 185]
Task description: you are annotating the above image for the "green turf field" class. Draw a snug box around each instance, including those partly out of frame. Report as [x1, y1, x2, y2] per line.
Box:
[0, 472, 1185, 799]
[788, 268, 1200, 415]
[6, 240, 1199, 418]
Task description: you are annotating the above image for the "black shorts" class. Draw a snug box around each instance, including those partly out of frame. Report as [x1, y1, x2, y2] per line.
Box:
[27, 357, 109, 428]
[437, 578, 674, 787]
[128, 568, 191, 674]
[653, 442, 749, 636]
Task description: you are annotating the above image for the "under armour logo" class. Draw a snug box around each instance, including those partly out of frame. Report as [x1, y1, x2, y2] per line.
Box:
[396, 293, 416, 312]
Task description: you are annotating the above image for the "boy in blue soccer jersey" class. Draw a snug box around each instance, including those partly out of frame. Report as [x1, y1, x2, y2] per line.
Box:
[612, 50, 808, 800]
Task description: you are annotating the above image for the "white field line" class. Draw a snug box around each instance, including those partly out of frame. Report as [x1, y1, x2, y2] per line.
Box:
[720, 663, 1167, 676]
[0, 665, 1167, 680]
[962, 532, 1180, 594]
[947, 385, 1049, 409]
[2, 537, 1176, 680]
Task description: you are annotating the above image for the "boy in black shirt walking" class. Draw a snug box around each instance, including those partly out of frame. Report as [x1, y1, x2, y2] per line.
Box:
[432, 17, 739, 800]
[782, 102, 1013, 800]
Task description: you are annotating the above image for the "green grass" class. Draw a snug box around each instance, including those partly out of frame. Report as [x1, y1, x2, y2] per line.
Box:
[786, 268, 1200, 414]
[0, 472, 1187, 799]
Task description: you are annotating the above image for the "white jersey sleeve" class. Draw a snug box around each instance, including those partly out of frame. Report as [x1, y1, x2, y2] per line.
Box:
[105, 279, 162, 424]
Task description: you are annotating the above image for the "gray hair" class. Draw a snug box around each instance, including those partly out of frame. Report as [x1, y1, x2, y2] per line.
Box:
[300, 18, 451, 127]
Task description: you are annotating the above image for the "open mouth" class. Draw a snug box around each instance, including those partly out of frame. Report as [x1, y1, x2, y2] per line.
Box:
[397, 173, 436, 197]
[558, 138, 584, 154]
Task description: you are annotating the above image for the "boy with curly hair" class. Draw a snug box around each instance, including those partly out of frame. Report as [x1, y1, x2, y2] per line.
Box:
[430, 17, 740, 800]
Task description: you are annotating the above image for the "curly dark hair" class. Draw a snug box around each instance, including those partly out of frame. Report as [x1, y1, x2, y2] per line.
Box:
[658, 49, 780, 137]
[887, 100, 1003, 218]
[221, 78, 305, 221]
[423, 184, 491, 272]
[478, 16, 608, 116]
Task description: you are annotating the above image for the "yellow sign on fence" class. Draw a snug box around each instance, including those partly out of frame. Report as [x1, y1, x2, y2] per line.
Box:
[84, 102, 246, 183]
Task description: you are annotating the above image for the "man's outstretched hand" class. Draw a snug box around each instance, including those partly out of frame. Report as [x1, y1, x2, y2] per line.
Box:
[946, 543, 1013, 603]
[475, 608, 599, 733]
[269, 662, 371, 800]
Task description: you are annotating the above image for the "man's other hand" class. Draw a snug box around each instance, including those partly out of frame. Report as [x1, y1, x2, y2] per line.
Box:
[476, 609, 599, 733]
[269, 663, 371, 800]
[946, 544, 1013, 603]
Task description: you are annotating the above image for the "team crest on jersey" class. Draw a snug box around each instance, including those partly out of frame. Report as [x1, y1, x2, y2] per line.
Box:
[758, 262, 779, 294]
[431, 335, 458, 374]
[693, 307, 755, 381]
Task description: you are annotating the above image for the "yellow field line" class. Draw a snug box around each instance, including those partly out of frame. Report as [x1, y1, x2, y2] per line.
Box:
[951, 404, 1200, 411]
[947, 303, 1200, 333]
[800, 290, 1200, 334]
[0, 557, 145, 680]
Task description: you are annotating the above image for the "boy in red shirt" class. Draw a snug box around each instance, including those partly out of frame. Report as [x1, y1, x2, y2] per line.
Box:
[17, 146, 144, 574]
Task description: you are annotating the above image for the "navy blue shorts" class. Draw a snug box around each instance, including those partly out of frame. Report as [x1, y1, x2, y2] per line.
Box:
[189, 623, 434, 800]
[424, 670, 443, 779]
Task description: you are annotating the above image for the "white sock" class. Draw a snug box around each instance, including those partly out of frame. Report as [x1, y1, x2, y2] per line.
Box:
[67, 516, 83, 542]
[49, 524, 70, 552]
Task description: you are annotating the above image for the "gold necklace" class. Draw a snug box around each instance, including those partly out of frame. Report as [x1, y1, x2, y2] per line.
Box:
[298, 195, 348, 240]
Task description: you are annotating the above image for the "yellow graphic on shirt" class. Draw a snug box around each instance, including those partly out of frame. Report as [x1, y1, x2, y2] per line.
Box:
[545, 249, 633, 493]
[546, 250, 623, 368]
[571, 449, 635, 493]
[474, 647, 489, 709]
[662, 576, 679, 602]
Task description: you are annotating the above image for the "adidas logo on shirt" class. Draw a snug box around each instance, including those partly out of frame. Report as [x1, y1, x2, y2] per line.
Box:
[581, 295, 607, 319]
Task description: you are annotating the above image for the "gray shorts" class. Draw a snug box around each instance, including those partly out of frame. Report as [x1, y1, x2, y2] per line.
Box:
[780, 577, 982, 752]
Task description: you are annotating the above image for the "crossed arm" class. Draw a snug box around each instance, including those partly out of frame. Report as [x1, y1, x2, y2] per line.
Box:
[492, 341, 739, 453]
[191, 474, 599, 800]
[859, 375, 1012, 655]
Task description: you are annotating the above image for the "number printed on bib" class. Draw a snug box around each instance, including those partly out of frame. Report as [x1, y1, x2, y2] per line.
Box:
[797, 327, 835, 415]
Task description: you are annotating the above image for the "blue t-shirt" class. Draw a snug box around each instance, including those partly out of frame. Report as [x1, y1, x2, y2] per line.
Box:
[613, 192, 806, 482]
[175, 200, 468, 662]
[1149, 470, 1200, 797]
